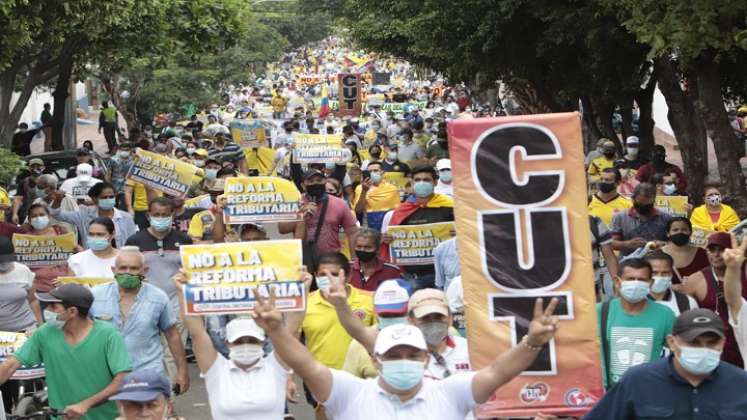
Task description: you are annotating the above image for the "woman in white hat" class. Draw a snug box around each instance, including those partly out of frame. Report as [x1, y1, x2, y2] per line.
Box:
[171, 270, 293, 419]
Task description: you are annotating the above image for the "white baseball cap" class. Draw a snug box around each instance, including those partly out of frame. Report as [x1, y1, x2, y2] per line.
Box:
[436, 159, 451, 171]
[374, 324, 427, 355]
[225, 317, 265, 343]
[374, 279, 410, 315]
[76, 163, 93, 182]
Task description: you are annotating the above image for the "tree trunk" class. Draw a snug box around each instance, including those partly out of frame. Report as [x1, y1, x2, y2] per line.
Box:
[635, 70, 657, 158]
[591, 97, 620, 148]
[580, 95, 603, 152]
[504, 80, 557, 114]
[619, 100, 634, 146]
[692, 54, 747, 216]
[50, 58, 75, 151]
[99, 73, 139, 132]
[655, 58, 708, 205]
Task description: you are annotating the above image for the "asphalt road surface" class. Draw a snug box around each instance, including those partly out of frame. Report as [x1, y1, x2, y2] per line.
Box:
[174, 363, 315, 419]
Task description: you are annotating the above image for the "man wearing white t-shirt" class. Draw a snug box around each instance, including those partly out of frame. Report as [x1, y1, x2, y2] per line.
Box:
[60, 163, 101, 202]
[722, 235, 747, 368]
[253, 294, 559, 420]
[329, 278, 470, 379]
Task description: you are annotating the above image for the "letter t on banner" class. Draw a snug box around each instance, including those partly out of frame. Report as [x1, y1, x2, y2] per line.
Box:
[448, 113, 603, 417]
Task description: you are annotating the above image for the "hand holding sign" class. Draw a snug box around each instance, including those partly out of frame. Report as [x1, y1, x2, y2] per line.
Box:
[526, 298, 560, 348]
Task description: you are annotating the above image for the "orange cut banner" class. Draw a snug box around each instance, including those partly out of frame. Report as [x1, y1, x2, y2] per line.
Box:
[448, 113, 603, 417]
[337, 73, 362, 116]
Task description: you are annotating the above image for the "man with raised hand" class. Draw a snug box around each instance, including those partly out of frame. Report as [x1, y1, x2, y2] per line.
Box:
[253, 291, 558, 419]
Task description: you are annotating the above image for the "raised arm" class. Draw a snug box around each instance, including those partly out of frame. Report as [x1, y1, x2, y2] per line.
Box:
[253, 292, 333, 402]
[723, 234, 747, 320]
[172, 270, 218, 374]
[471, 298, 559, 404]
[326, 269, 378, 353]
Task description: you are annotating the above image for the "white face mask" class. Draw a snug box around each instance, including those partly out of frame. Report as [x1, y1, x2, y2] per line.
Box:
[229, 343, 263, 365]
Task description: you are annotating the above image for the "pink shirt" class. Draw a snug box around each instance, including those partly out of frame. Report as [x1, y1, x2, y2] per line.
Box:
[305, 195, 357, 253]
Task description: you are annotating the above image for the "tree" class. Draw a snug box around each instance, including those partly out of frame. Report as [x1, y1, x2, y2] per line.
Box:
[609, 0, 747, 214]
[317, 0, 654, 152]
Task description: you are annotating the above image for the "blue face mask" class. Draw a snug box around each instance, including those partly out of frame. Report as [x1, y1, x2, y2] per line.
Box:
[378, 316, 407, 330]
[43, 310, 64, 329]
[316, 276, 330, 292]
[150, 216, 173, 232]
[439, 170, 452, 183]
[205, 168, 219, 180]
[619, 280, 650, 303]
[98, 198, 116, 210]
[651, 276, 672, 294]
[677, 344, 721, 375]
[88, 236, 110, 251]
[370, 172, 382, 184]
[34, 187, 47, 199]
[413, 181, 434, 198]
[30, 216, 49, 231]
[379, 359, 425, 391]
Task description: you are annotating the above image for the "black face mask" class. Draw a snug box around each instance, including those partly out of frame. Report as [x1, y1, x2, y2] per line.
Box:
[603, 151, 615, 158]
[670, 233, 691, 247]
[306, 184, 326, 199]
[652, 154, 666, 164]
[355, 250, 377, 262]
[371, 151, 381, 159]
[598, 182, 615, 194]
[634, 202, 654, 215]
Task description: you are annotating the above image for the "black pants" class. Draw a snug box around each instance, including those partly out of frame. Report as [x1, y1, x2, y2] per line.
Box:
[103, 124, 117, 153]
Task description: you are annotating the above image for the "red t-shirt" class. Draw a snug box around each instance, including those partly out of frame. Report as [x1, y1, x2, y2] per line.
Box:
[305, 195, 357, 254]
[349, 259, 403, 292]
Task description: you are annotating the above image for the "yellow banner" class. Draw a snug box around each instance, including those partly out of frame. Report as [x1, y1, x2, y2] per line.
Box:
[58, 277, 113, 287]
[223, 177, 302, 224]
[229, 119, 267, 149]
[292, 133, 346, 164]
[655, 195, 688, 217]
[387, 222, 454, 265]
[12, 232, 75, 267]
[128, 149, 199, 198]
[691, 227, 715, 247]
[180, 239, 304, 315]
[0, 331, 44, 379]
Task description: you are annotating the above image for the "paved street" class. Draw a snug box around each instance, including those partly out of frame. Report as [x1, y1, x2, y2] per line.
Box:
[175, 363, 315, 419]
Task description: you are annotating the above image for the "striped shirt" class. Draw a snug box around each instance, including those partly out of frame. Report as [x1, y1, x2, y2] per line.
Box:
[208, 142, 245, 164]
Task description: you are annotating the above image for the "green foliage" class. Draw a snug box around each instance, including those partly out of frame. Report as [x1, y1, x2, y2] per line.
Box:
[0, 147, 25, 185]
[608, 1, 747, 61]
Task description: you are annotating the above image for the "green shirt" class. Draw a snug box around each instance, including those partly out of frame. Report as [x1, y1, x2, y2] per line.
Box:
[101, 107, 117, 123]
[14, 320, 132, 420]
[597, 298, 675, 389]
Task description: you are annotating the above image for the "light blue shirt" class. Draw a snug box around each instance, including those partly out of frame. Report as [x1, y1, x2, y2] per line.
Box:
[434, 237, 460, 291]
[90, 282, 175, 374]
[51, 206, 138, 248]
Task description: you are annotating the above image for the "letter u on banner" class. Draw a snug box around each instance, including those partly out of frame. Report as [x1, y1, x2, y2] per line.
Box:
[448, 113, 603, 417]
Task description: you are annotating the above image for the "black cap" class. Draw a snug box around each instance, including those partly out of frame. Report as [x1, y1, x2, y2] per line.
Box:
[303, 169, 325, 181]
[0, 237, 14, 263]
[672, 309, 725, 342]
[36, 284, 94, 310]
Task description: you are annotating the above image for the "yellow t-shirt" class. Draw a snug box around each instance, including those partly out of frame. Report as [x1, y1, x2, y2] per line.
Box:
[0, 187, 10, 220]
[342, 339, 377, 379]
[588, 194, 632, 227]
[188, 209, 215, 241]
[587, 156, 616, 181]
[302, 287, 375, 369]
[351, 182, 401, 213]
[125, 180, 162, 211]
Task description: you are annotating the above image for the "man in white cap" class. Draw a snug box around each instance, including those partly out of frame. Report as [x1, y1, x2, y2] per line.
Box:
[434, 159, 453, 197]
[253, 293, 559, 420]
[60, 163, 102, 203]
[621, 135, 647, 170]
[342, 279, 412, 379]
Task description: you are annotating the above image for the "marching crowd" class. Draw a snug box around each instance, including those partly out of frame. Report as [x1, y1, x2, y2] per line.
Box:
[2, 37, 747, 420]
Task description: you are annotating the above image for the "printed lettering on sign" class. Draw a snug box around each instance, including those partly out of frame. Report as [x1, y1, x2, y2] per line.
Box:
[337, 73, 362, 116]
[449, 113, 602, 417]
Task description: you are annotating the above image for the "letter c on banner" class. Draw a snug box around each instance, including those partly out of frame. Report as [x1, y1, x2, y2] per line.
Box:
[470, 123, 570, 291]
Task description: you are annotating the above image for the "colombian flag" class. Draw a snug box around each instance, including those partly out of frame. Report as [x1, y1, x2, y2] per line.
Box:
[319, 84, 331, 118]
